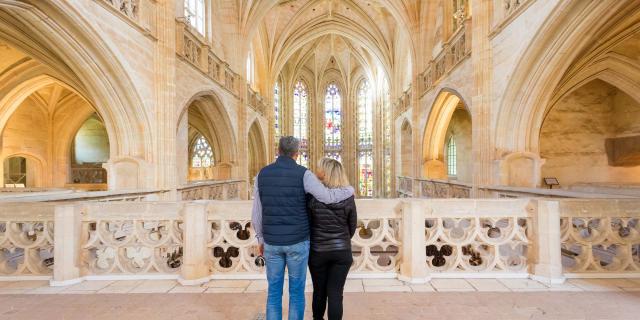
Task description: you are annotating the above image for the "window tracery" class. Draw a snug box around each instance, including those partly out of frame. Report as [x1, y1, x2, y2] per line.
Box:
[324, 83, 342, 161]
[447, 136, 457, 177]
[293, 80, 309, 167]
[191, 135, 214, 168]
[185, 0, 205, 34]
[358, 79, 374, 197]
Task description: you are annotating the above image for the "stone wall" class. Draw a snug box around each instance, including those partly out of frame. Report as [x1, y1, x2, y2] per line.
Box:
[540, 80, 640, 187]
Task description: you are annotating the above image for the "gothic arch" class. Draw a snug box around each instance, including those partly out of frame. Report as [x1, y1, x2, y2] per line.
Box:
[248, 120, 267, 182]
[1, 152, 45, 188]
[421, 88, 471, 179]
[177, 91, 238, 165]
[0, 1, 154, 189]
[494, 0, 639, 154]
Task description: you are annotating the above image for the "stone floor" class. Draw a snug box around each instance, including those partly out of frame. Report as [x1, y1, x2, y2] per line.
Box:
[0, 278, 639, 319]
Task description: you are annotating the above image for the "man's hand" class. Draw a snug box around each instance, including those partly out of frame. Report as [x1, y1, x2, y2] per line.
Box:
[258, 244, 264, 256]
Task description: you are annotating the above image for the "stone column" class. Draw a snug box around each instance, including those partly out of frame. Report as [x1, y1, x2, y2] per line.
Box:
[154, 0, 178, 200]
[532, 200, 565, 284]
[51, 204, 82, 286]
[178, 202, 210, 285]
[398, 200, 428, 283]
[470, 0, 493, 197]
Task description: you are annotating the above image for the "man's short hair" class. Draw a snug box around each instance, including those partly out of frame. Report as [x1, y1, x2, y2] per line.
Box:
[278, 136, 300, 157]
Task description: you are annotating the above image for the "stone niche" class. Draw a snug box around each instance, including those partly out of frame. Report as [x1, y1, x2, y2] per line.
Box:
[540, 79, 640, 187]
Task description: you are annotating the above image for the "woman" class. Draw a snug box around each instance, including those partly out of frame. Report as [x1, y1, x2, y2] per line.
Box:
[308, 157, 357, 320]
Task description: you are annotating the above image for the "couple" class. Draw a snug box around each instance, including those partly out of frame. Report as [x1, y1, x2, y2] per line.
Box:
[252, 136, 357, 320]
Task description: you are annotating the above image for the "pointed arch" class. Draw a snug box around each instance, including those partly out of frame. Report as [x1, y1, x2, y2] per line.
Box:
[422, 88, 471, 179]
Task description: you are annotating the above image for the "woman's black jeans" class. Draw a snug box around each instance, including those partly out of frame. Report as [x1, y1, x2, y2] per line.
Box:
[308, 249, 353, 320]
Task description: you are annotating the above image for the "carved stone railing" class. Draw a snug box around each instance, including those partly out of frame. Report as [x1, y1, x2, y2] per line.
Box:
[2, 198, 638, 285]
[97, 0, 156, 38]
[396, 176, 414, 198]
[423, 199, 532, 275]
[478, 185, 637, 199]
[70, 167, 107, 184]
[416, 178, 472, 199]
[393, 88, 412, 117]
[247, 86, 268, 116]
[175, 19, 241, 97]
[0, 203, 55, 279]
[0, 189, 169, 203]
[80, 203, 184, 277]
[177, 180, 242, 201]
[420, 19, 472, 96]
[205, 200, 402, 279]
[560, 200, 640, 277]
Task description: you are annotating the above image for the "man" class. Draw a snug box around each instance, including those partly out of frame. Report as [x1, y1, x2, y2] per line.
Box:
[252, 136, 354, 320]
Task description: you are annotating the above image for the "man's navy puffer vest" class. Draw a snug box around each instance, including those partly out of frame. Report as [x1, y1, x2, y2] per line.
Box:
[258, 156, 309, 246]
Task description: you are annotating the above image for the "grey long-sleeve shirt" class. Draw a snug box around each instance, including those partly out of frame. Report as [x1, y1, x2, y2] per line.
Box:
[251, 170, 354, 245]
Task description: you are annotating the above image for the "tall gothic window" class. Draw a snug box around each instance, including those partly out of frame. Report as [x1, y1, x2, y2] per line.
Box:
[447, 136, 457, 176]
[357, 79, 374, 197]
[191, 135, 214, 168]
[382, 80, 392, 197]
[293, 81, 309, 167]
[274, 82, 281, 139]
[324, 83, 342, 161]
[185, 0, 205, 34]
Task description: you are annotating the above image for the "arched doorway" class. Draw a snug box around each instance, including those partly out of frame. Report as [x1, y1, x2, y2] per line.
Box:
[422, 89, 472, 183]
[177, 92, 237, 184]
[248, 121, 267, 184]
[68, 114, 110, 189]
[0, 2, 153, 190]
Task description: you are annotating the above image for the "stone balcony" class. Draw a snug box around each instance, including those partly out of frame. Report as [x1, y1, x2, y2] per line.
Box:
[0, 197, 639, 319]
[1, 198, 638, 284]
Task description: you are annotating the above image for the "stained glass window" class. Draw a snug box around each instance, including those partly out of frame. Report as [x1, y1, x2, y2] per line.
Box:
[357, 79, 374, 197]
[358, 150, 374, 197]
[382, 80, 392, 197]
[191, 135, 214, 168]
[293, 81, 309, 167]
[185, 0, 205, 35]
[324, 83, 342, 160]
[447, 136, 457, 176]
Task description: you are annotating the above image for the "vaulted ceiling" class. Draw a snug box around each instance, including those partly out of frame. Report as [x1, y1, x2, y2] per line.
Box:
[242, 0, 419, 93]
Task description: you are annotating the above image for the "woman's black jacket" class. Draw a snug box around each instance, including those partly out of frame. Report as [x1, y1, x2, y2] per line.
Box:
[307, 195, 357, 252]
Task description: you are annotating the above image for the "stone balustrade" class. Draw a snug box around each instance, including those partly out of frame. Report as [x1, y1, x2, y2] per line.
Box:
[416, 178, 472, 199]
[420, 19, 472, 96]
[247, 86, 268, 116]
[393, 88, 412, 117]
[396, 176, 414, 197]
[401, 177, 639, 200]
[0, 189, 169, 203]
[175, 20, 241, 97]
[177, 180, 242, 201]
[1, 198, 638, 286]
[559, 200, 640, 277]
[0, 203, 55, 279]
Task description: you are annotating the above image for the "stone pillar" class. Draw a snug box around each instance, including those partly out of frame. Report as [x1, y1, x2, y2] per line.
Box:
[398, 200, 428, 283]
[178, 202, 210, 285]
[470, 0, 493, 197]
[51, 204, 82, 286]
[154, 0, 178, 200]
[531, 200, 565, 284]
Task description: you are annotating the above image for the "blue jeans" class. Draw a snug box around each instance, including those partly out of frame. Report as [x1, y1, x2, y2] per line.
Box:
[264, 240, 310, 320]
